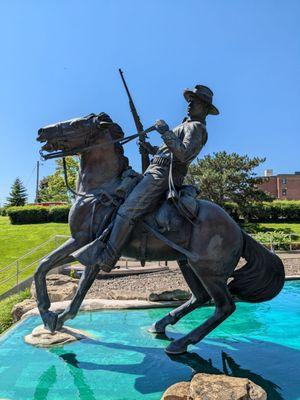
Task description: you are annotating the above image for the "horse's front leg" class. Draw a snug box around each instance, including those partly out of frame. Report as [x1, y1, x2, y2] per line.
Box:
[34, 238, 81, 332]
[55, 264, 101, 330]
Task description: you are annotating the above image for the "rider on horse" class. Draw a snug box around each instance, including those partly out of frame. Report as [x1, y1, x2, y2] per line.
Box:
[73, 85, 219, 271]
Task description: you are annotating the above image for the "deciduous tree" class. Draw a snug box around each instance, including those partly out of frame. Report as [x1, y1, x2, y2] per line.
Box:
[38, 157, 79, 203]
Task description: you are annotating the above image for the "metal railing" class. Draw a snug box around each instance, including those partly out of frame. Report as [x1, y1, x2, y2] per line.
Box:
[0, 235, 70, 297]
[1, 231, 300, 299]
[251, 233, 300, 252]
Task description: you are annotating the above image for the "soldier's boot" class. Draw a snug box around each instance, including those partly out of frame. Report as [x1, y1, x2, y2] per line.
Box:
[72, 214, 133, 272]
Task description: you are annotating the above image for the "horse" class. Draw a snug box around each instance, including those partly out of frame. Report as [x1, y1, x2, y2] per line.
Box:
[35, 112, 285, 355]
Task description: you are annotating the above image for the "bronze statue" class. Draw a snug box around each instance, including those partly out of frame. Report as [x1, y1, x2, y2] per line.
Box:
[35, 84, 284, 355]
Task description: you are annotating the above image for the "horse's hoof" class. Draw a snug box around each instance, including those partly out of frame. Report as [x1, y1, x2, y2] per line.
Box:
[42, 311, 58, 333]
[165, 340, 188, 355]
[147, 323, 165, 334]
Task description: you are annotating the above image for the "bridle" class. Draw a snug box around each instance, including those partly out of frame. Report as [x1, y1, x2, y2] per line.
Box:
[40, 120, 155, 200]
[40, 122, 155, 161]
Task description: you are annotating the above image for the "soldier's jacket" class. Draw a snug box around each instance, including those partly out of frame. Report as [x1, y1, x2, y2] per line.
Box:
[146, 119, 207, 186]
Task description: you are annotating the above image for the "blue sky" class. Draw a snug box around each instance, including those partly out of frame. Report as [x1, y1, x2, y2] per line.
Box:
[0, 0, 299, 204]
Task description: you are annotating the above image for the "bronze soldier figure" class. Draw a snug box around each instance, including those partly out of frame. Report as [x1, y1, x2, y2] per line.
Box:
[73, 85, 219, 270]
[35, 84, 284, 354]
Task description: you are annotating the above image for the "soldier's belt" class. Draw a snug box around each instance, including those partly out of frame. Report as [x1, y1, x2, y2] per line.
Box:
[151, 156, 171, 167]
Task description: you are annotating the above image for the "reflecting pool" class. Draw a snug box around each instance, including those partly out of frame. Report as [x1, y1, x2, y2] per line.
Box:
[0, 281, 299, 399]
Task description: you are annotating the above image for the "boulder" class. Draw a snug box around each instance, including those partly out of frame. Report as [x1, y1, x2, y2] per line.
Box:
[161, 373, 267, 400]
[12, 298, 36, 322]
[31, 274, 78, 302]
[148, 289, 190, 302]
[108, 290, 148, 300]
[161, 381, 191, 400]
[24, 324, 90, 347]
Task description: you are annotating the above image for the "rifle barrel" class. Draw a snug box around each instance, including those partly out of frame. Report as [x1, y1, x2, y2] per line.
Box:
[118, 68, 150, 172]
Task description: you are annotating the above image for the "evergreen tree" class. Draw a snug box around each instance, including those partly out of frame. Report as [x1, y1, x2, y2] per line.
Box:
[186, 151, 271, 213]
[6, 178, 28, 206]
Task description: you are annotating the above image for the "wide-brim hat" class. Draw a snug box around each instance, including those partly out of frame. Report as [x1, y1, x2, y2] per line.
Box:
[183, 85, 219, 115]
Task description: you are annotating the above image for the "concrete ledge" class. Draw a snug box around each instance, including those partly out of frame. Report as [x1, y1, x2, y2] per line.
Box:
[285, 275, 300, 281]
[22, 298, 184, 320]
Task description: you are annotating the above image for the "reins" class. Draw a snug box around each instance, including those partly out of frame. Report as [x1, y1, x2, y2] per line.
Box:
[59, 125, 155, 200]
[40, 125, 155, 161]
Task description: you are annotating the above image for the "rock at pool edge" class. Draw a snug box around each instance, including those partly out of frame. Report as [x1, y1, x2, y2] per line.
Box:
[161, 373, 267, 400]
[24, 325, 90, 347]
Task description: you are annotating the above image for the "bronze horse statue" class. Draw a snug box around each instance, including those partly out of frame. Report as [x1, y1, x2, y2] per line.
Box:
[35, 112, 285, 354]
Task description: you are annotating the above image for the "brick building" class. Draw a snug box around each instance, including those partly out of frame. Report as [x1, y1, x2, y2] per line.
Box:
[259, 170, 300, 200]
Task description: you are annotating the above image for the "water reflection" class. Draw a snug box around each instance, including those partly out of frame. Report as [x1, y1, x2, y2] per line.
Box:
[52, 336, 291, 399]
[32, 348, 97, 400]
[34, 366, 57, 400]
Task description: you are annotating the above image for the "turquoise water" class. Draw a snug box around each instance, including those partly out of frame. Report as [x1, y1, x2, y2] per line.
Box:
[0, 282, 299, 400]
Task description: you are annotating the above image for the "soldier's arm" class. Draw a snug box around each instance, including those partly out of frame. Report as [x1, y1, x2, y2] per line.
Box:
[139, 141, 159, 155]
[161, 122, 205, 162]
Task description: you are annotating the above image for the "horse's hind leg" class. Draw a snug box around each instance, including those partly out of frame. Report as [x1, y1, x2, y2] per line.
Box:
[34, 238, 80, 331]
[149, 260, 210, 334]
[55, 264, 101, 330]
[166, 261, 236, 355]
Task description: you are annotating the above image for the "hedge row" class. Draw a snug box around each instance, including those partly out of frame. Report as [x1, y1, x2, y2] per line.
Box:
[240, 201, 300, 222]
[5, 200, 300, 224]
[6, 205, 70, 224]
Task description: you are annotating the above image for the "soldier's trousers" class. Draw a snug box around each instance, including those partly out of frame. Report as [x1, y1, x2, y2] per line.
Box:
[117, 165, 170, 222]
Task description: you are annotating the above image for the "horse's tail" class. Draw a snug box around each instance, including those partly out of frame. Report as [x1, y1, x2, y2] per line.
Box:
[228, 230, 285, 303]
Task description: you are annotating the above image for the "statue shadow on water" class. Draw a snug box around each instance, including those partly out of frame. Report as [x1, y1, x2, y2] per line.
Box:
[33, 331, 300, 400]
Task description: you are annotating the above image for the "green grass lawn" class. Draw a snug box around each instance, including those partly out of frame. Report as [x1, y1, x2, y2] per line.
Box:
[0, 217, 70, 295]
[0, 215, 299, 296]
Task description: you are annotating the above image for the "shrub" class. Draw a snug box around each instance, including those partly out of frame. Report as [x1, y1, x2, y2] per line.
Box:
[7, 206, 49, 224]
[253, 231, 291, 251]
[225, 200, 300, 222]
[0, 289, 30, 334]
[0, 207, 8, 216]
[49, 205, 70, 223]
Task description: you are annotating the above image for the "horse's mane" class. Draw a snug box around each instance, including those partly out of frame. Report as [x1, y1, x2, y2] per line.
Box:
[97, 112, 129, 172]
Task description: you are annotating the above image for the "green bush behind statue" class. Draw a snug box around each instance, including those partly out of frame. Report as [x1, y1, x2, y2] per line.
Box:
[6, 205, 70, 224]
[4, 201, 300, 224]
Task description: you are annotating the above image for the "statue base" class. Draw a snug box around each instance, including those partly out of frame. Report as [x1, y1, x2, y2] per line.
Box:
[24, 324, 90, 347]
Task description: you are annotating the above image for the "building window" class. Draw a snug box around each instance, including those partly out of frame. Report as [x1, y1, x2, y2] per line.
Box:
[282, 188, 287, 196]
[282, 177, 287, 185]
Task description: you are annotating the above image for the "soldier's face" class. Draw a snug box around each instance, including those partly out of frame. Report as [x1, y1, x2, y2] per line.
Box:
[187, 98, 207, 118]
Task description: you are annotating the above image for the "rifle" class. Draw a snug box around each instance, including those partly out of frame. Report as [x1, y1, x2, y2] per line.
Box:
[118, 68, 150, 173]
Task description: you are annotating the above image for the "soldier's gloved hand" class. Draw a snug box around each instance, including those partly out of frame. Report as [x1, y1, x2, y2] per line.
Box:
[139, 140, 158, 155]
[155, 119, 169, 135]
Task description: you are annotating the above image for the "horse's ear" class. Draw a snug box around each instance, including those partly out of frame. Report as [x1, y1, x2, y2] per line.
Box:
[95, 113, 125, 139]
[97, 112, 113, 123]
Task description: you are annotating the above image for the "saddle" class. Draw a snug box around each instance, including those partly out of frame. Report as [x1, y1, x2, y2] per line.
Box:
[88, 167, 200, 263]
[115, 167, 200, 232]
